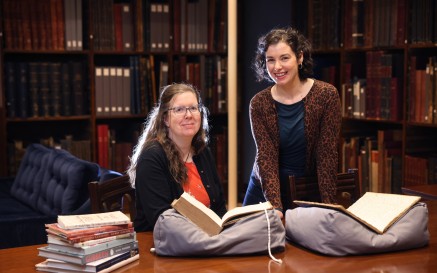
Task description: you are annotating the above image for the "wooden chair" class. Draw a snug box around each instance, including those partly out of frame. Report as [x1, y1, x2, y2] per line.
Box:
[88, 175, 136, 220]
[289, 168, 360, 208]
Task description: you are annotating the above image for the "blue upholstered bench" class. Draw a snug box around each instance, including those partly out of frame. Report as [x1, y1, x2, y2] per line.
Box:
[0, 144, 121, 249]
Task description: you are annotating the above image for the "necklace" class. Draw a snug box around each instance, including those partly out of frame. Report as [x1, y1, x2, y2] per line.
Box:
[184, 152, 190, 162]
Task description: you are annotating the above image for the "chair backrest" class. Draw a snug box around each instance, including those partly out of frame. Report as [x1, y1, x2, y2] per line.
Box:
[289, 169, 360, 208]
[88, 175, 136, 220]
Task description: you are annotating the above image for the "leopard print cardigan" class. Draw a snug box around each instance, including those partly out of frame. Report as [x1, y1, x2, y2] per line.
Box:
[249, 79, 341, 210]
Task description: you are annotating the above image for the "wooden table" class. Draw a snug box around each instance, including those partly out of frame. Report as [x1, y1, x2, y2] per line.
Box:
[1, 201, 437, 273]
[402, 184, 437, 200]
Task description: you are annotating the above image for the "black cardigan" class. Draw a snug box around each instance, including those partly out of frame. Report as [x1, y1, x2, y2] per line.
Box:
[134, 141, 227, 231]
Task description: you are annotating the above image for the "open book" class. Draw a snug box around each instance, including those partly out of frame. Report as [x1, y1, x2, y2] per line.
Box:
[171, 192, 273, 236]
[294, 192, 421, 234]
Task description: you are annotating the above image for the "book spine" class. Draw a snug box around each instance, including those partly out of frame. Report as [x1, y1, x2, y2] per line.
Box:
[39, 62, 50, 117]
[122, 68, 131, 115]
[17, 62, 29, 118]
[75, 0, 83, 50]
[113, 4, 123, 51]
[72, 62, 85, 115]
[49, 63, 62, 116]
[134, 0, 144, 51]
[121, 3, 134, 51]
[46, 223, 132, 238]
[116, 68, 124, 114]
[82, 241, 138, 264]
[61, 62, 72, 116]
[95, 67, 104, 116]
[67, 228, 134, 243]
[50, 237, 136, 255]
[109, 67, 117, 115]
[28, 62, 40, 117]
[95, 248, 139, 272]
[5, 62, 17, 118]
[73, 233, 135, 247]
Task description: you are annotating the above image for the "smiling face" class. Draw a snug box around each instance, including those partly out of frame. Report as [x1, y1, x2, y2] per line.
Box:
[165, 91, 202, 143]
[265, 41, 303, 87]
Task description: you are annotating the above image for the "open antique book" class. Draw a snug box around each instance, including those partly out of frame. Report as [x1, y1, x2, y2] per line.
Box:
[294, 192, 421, 234]
[171, 192, 273, 236]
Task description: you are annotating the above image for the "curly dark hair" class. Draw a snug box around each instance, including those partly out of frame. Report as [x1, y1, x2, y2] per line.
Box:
[253, 27, 314, 82]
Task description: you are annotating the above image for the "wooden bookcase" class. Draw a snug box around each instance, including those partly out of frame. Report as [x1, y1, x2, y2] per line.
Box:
[0, 0, 229, 186]
[291, 0, 437, 195]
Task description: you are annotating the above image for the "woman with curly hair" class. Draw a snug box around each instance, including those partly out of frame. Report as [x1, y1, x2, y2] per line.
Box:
[243, 27, 341, 219]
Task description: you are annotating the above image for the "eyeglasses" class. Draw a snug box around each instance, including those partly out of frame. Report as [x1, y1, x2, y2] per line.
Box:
[168, 105, 202, 116]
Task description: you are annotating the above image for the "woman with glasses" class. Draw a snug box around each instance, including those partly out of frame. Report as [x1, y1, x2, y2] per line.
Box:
[243, 27, 341, 219]
[128, 83, 227, 231]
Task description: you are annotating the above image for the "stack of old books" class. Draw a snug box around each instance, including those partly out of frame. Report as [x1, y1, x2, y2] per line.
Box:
[35, 211, 139, 273]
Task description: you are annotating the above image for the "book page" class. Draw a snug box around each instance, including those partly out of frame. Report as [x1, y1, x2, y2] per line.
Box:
[294, 192, 420, 233]
[174, 192, 222, 225]
[172, 192, 225, 236]
[347, 192, 421, 233]
[220, 201, 273, 226]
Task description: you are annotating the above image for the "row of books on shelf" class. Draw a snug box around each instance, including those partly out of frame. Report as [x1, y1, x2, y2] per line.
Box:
[409, 56, 437, 124]
[344, 0, 407, 48]
[342, 51, 403, 121]
[311, 0, 341, 50]
[96, 124, 135, 173]
[10, 0, 230, 53]
[3, 0, 82, 51]
[341, 77, 401, 121]
[7, 137, 92, 175]
[404, 154, 437, 186]
[409, 0, 436, 44]
[36, 211, 139, 273]
[91, 0, 137, 52]
[149, 0, 227, 53]
[174, 55, 228, 114]
[5, 61, 87, 118]
[342, 130, 403, 195]
[342, 130, 437, 195]
[91, 0, 227, 53]
[311, 0, 436, 50]
[94, 54, 228, 118]
[96, 55, 160, 117]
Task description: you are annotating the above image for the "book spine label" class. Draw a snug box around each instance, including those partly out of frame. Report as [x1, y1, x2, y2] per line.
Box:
[96, 248, 139, 271]
[82, 241, 138, 264]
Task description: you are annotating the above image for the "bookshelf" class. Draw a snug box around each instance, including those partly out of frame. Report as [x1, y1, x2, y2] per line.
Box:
[291, 0, 437, 195]
[0, 0, 230, 192]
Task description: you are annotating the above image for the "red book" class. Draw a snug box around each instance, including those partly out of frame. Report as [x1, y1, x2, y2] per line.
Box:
[113, 4, 123, 51]
[45, 223, 133, 240]
[56, 0, 65, 49]
[50, 0, 59, 50]
[97, 124, 109, 168]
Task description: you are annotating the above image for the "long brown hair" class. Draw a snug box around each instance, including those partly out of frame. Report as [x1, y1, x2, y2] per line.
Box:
[127, 83, 209, 187]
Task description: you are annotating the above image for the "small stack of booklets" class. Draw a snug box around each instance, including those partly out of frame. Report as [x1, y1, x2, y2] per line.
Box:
[35, 211, 139, 273]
